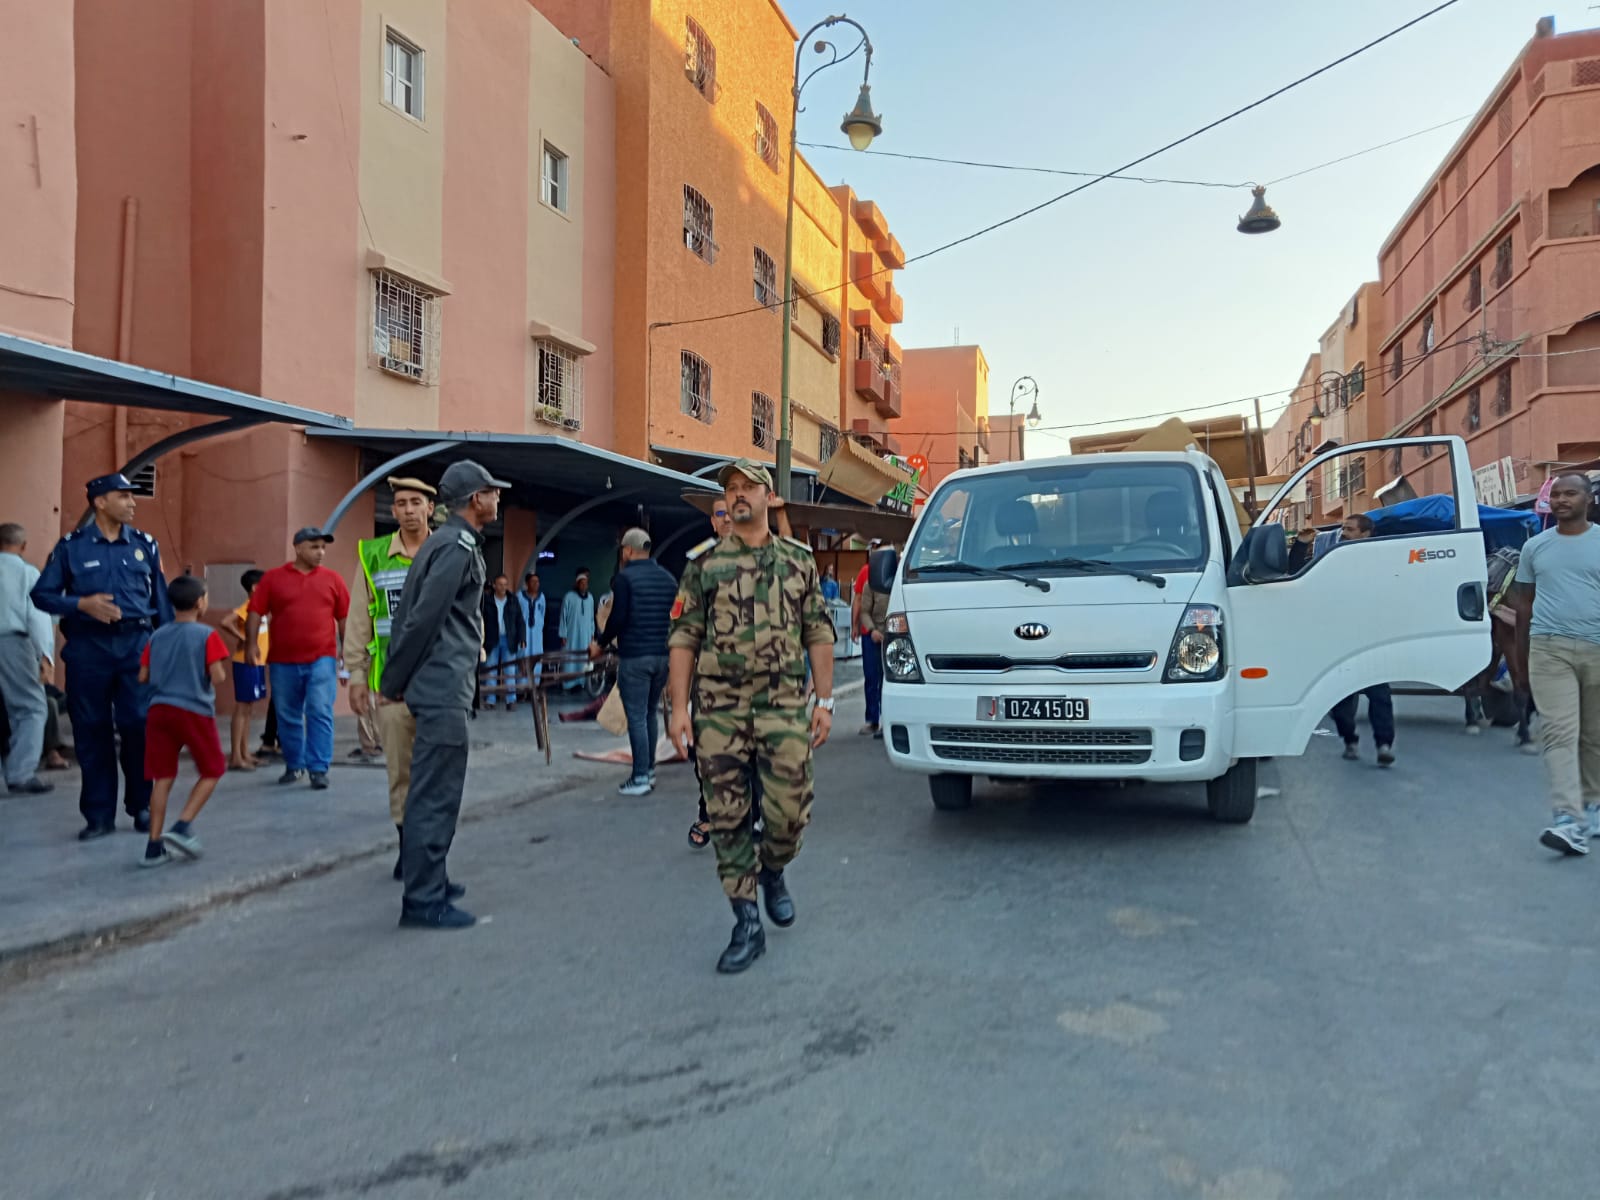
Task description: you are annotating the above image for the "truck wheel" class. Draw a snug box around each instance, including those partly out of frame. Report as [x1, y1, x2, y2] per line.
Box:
[929, 774, 973, 811]
[1206, 759, 1257, 824]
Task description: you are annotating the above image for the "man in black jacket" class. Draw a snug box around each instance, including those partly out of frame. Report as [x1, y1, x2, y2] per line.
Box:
[382, 459, 506, 930]
[591, 527, 678, 795]
[480, 573, 527, 712]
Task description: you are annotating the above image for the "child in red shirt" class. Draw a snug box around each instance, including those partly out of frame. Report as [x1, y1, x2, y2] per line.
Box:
[138, 575, 230, 867]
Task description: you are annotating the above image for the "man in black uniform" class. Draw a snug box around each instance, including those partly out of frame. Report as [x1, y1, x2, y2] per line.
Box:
[381, 459, 506, 930]
[32, 473, 173, 840]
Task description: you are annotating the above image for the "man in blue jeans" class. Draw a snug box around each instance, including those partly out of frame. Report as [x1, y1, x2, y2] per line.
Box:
[591, 527, 677, 795]
[853, 545, 890, 737]
[247, 528, 350, 790]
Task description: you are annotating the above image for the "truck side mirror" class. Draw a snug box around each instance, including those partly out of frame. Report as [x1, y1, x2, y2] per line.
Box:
[868, 547, 899, 593]
[1230, 524, 1288, 585]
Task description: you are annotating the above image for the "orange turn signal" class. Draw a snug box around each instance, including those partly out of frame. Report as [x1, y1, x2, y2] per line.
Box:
[1240, 667, 1269, 679]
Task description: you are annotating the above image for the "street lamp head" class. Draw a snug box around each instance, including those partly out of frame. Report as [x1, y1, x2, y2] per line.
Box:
[842, 84, 882, 151]
[1236, 185, 1281, 235]
[1026, 400, 1042, 429]
[1309, 400, 1324, 427]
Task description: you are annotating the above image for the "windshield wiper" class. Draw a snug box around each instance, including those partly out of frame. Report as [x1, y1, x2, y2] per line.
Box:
[913, 561, 1051, 592]
[999, 557, 1167, 589]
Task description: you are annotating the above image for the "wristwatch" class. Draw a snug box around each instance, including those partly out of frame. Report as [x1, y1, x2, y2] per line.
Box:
[815, 697, 835, 712]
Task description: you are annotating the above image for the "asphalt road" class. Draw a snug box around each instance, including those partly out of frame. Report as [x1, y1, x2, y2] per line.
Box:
[1, 696, 1590, 1200]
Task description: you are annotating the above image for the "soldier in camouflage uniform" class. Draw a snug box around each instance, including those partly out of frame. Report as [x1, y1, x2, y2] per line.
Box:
[668, 459, 836, 974]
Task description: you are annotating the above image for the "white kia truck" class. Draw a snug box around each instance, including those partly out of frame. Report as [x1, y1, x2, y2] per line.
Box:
[876, 437, 1490, 821]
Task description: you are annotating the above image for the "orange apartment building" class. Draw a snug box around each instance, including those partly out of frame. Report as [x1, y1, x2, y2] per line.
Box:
[1267, 281, 1384, 525]
[1377, 21, 1600, 502]
[0, 0, 751, 615]
[535, 0, 911, 497]
[899, 345, 995, 494]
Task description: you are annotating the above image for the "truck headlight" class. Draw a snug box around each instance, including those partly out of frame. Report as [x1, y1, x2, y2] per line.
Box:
[882, 612, 923, 683]
[1163, 604, 1225, 683]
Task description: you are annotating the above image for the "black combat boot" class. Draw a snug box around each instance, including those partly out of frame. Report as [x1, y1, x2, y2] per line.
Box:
[716, 900, 766, 974]
[758, 866, 795, 928]
[393, 825, 404, 881]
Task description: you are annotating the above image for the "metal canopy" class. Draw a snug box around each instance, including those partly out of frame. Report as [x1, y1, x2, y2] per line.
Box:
[679, 490, 915, 543]
[0, 332, 351, 428]
[308, 427, 720, 537]
[650, 444, 819, 480]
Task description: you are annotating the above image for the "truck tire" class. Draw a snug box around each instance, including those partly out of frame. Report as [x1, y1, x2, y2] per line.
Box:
[1480, 689, 1521, 728]
[929, 773, 973, 811]
[1206, 759, 1257, 824]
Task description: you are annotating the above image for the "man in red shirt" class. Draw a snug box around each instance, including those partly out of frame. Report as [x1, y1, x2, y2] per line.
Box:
[246, 528, 351, 790]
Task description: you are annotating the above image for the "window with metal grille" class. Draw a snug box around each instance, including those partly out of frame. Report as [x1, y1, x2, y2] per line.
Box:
[384, 30, 424, 119]
[1492, 235, 1513, 287]
[754, 103, 779, 171]
[857, 327, 884, 367]
[1465, 264, 1482, 311]
[1391, 345, 1404, 382]
[1347, 456, 1367, 497]
[1347, 363, 1365, 399]
[532, 340, 583, 430]
[753, 247, 778, 308]
[372, 271, 439, 384]
[684, 17, 716, 99]
[1493, 370, 1512, 416]
[751, 391, 775, 450]
[541, 143, 569, 213]
[1464, 387, 1481, 432]
[821, 313, 841, 358]
[680, 351, 714, 423]
[819, 423, 840, 462]
[1421, 416, 1434, 457]
[683, 185, 716, 263]
[1419, 313, 1436, 354]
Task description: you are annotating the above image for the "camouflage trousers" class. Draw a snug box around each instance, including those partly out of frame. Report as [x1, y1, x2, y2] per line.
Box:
[695, 704, 812, 901]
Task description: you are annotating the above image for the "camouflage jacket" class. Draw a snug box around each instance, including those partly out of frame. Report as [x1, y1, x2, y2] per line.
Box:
[669, 532, 835, 709]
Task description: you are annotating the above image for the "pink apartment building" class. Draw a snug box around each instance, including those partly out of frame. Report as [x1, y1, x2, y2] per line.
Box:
[1378, 22, 1600, 501]
[0, 0, 721, 619]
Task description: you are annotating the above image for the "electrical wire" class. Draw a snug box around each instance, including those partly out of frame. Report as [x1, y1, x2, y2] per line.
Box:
[795, 114, 1471, 192]
[651, 0, 1466, 335]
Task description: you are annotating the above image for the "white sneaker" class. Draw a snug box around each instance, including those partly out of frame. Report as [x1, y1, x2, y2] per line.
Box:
[617, 777, 653, 797]
[1541, 814, 1590, 856]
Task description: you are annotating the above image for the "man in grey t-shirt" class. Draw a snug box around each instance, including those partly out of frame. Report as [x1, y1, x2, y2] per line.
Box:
[1511, 473, 1600, 855]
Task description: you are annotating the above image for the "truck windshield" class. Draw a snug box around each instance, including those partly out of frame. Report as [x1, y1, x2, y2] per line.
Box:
[906, 461, 1209, 579]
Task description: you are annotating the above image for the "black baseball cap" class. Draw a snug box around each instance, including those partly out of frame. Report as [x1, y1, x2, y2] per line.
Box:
[292, 526, 334, 545]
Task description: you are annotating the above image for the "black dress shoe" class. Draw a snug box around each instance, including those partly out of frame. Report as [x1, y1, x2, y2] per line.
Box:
[309, 772, 329, 790]
[8, 778, 54, 795]
[716, 900, 766, 974]
[398, 903, 477, 930]
[133, 810, 152, 834]
[758, 867, 795, 928]
[77, 823, 115, 842]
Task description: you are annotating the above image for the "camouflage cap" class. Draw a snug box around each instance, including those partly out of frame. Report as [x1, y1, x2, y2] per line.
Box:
[717, 458, 773, 490]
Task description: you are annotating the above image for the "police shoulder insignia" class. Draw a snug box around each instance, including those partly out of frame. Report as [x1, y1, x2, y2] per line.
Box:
[685, 537, 718, 561]
[456, 532, 476, 550]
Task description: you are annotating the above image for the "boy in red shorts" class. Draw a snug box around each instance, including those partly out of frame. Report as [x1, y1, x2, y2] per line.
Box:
[137, 575, 230, 867]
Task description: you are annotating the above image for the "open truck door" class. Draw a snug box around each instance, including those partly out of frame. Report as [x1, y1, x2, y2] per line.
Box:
[1228, 436, 1490, 759]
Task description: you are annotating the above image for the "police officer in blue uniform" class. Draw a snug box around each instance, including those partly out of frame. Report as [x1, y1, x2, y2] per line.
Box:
[31, 473, 172, 840]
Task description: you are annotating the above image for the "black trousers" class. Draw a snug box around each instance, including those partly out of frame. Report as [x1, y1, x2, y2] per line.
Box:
[63, 632, 151, 825]
[400, 705, 470, 912]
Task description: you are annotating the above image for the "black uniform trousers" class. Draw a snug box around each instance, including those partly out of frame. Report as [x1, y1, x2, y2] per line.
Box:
[400, 705, 470, 911]
[63, 629, 151, 825]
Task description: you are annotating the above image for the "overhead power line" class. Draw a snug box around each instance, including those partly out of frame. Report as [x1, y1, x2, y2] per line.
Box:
[796, 114, 1470, 191]
[651, 0, 1465, 336]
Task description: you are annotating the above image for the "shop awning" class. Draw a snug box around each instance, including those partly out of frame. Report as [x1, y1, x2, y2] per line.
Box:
[308, 427, 718, 544]
[0, 332, 350, 428]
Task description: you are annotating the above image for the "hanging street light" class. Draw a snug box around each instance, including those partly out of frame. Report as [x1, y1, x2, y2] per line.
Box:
[1009, 376, 1039, 462]
[1237, 185, 1281, 235]
[776, 16, 882, 501]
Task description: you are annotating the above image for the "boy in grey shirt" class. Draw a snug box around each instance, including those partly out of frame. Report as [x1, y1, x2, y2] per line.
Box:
[1512, 473, 1600, 855]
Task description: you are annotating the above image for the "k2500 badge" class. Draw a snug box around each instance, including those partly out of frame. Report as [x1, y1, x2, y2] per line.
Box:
[1407, 547, 1457, 563]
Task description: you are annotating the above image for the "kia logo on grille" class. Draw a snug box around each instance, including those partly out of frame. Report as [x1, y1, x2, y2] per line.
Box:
[1015, 622, 1050, 640]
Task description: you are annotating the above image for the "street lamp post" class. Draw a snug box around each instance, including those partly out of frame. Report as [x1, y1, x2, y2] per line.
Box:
[776, 16, 883, 501]
[1008, 376, 1040, 462]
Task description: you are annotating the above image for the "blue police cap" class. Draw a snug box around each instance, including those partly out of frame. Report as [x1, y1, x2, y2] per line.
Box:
[86, 473, 136, 500]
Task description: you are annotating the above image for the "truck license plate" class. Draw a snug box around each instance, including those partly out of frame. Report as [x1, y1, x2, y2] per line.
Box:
[1002, 697, 1089, 721]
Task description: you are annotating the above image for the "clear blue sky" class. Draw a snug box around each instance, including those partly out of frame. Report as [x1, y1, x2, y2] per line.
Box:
[781, 0, 1596, 456]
